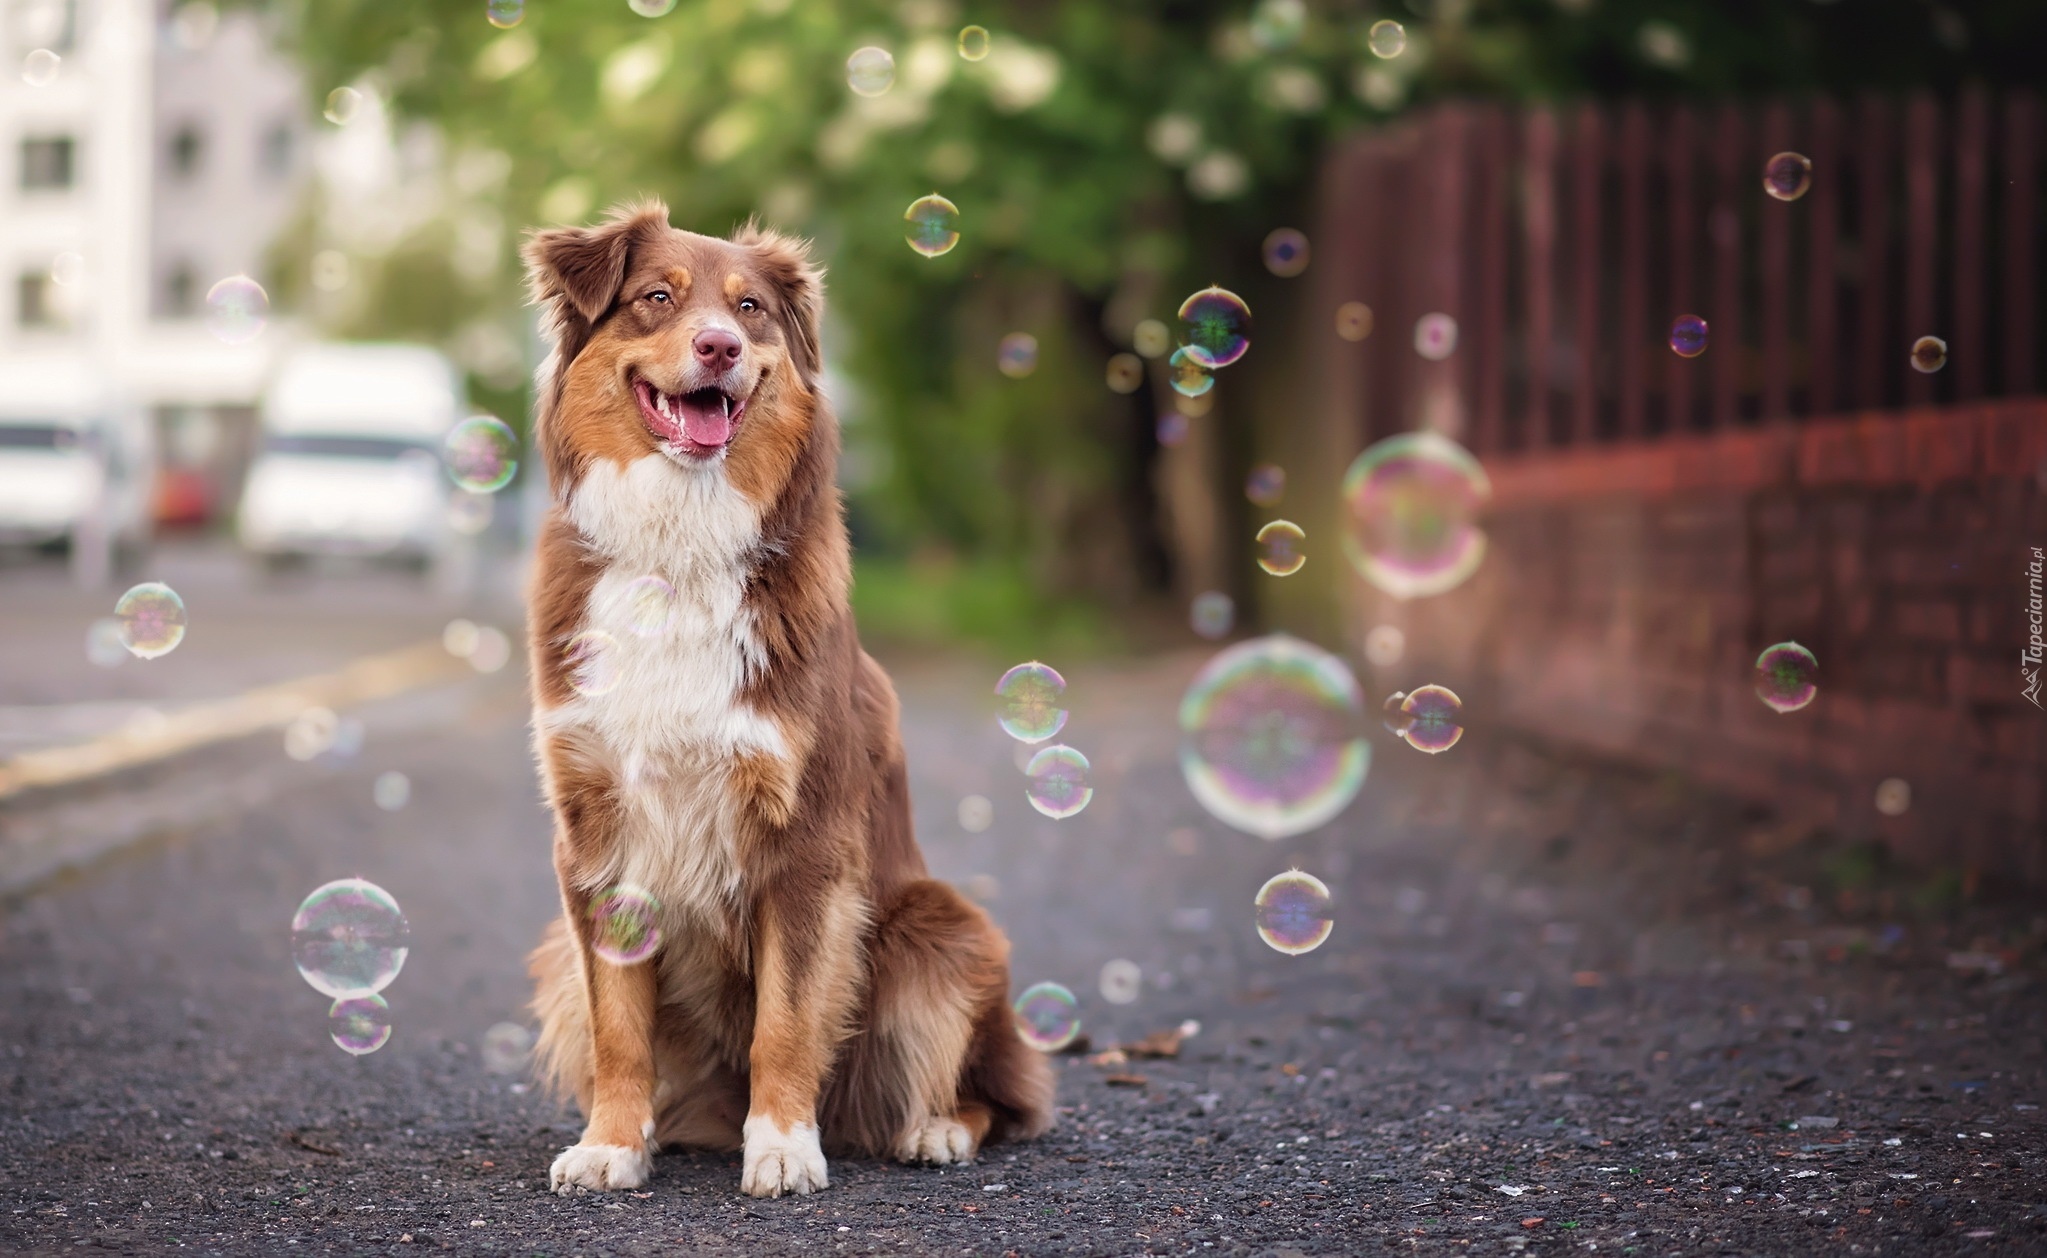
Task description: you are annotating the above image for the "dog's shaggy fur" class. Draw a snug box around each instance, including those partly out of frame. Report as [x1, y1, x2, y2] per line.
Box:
[519, 202, 1053, 1197]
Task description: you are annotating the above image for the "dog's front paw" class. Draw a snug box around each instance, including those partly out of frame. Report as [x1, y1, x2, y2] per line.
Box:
[895, 1114, 975, 1166]
[740, 1116, 828, 1197]
[549, 1142, 650, 1194]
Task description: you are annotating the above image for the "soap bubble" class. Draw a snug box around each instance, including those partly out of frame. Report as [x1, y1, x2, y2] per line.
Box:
[85, 617, 127, 668]
[1413, 312, 1458, 361]
[957, 25, 990, 60]
[1763, 151, 1812, 201]
[1335, 301, 1374, 342]
[284, 707, 338, 761]
[628, 0, 677, 15]
[1754, 641, 1818, 713]
[373, 771, 410, 811]
[1012, 981, 1080, 1052]
[1245, 464, 1285, 507]
[958, 794, 994, 833]
[589, 884, 662, 964]
[565, 629, 620, 697]
[443, 416, 519, 492]
[846, 46, 894, 96]
[997, 332, 1038, 378]
[1255, 520, 1306, 576]
[1179, 286, 1251, 368]
[1669, 314, 1709, 358]
[1874, 777, 1911, 817]
[1255, 870, 1333, 955]
[1396, 684, 1464, 753]
[485, 0, 523, 27]
[1363, 624, 1405, 667]
[1132, 319, 1171, 358]
[329, 717, 365, 762]
[50, 251, 84, 287]
[328, 994, 392, 1056]
[621, 575, 676, 637]
[442, 618, 480, 659]
[468, 626, 511, 673]
[1107, 353, 1145, 394]
[1249, 0, 1305, 50]
[1381, 690, 1410, 736]
[22, 48, 59, 86]
[1341, 431, 1491, 600]
[1168, 347, 1214, 398]
[1262, 228, 1309, 278]
[995, 662, 1067, 743]
[1098, 959, 1141, 1005]
[205, 275, 268, 344]
[1191, 591, 1235, 639]
[115, 582, 186, 658]
[1179, 634, 1368, 840]
[322, 86, 361, 125]
[1909, 335, 1947, 373]
[904, 193, 960, 258]
[292, 878, 410, 999]
[1024, 745, 1092, 819]
[1366, 19, 1407, 58]
[481, 1022, 534, 1074]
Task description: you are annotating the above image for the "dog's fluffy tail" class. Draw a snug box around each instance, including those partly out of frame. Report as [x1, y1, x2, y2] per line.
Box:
[527, 916, 592, 1111]
[963, 978, 1058, 1144]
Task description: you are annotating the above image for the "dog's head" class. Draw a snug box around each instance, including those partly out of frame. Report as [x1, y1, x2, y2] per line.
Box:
[523, 200, 824, 498]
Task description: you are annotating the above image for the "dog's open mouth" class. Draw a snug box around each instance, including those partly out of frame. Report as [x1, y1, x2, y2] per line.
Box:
[632, 376, 748, 456]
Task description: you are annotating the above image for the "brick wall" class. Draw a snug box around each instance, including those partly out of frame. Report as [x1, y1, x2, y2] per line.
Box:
[1343, 400, 2047, 883]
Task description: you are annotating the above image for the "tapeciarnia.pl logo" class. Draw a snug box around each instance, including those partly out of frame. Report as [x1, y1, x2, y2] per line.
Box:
[2026, 545, 2044, 709]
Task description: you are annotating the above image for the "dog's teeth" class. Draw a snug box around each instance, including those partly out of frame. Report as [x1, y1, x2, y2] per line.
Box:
[722, 394, 731, 419]
[659, 393, 674, 420]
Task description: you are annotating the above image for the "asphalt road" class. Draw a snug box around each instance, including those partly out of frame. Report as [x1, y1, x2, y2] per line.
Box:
[1, 543, 2043, 1257]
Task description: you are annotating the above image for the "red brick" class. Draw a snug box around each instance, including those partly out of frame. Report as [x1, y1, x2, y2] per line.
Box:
[1904, 411, 1979, 484]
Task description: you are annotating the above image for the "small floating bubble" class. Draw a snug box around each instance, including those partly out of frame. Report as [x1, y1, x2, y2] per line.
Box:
[1012, 981, 1079, 1052]
[904, 193, 960, 258]
[1413, 312, 1458, 361]
[485, 0, 523, 28]
[1909, 335, 1947, 374]
[589, 885, 662, 964]
[1874, 777, 1911, 817]
[1178, 287, 1252, 369]
[1341, 432, 1491, 600]
[292, 878, 410, 999]
[565, 630, 620, 697]
[373, 771, 411, 811]
[1255, 870, 1333, 955]
[115, 582, 186, 659]
[1381, 691, 1411, 736]
[994, 662, 1067, 743]
[1262, 228, 1309, 278]
[1335, 301, 1374, 342]
[997, 332, 1038, 378]
[957, 25, 990, 60]
[1364, 625, 1405, 667]
[1669, 314, 1709, 358]
[284, 707, 338, 762]
[22, 48, 59, 86]
[1168, 347, 1213, 398]
[329, 994, 393, 1055]
[628, 0, 677, 16]
[1132, 319, 1171, 359]
[1397, 684, 1464, 754]
[958, 794, 994, 833]
[1763, 151, 1812, 202]
[1366, 19, 1407, 58]
[205, 275, 268, 344]
[1024, 745, 1092, 819]
[1098, 959, 1141, 1005]
[85, 617, 126, 668]
[481, 1022, 534, 1074]
[1106, 353, 1145, 394]
[322, 86, 361, 126]
[1754, 641, 1818, 713]
[443, 416, 519, 492]
[1190, 591, 1235, 640]
[1255, 520, 1306, 576]
[621, 575, 676, 637]
[1245, 464, 1285, 507]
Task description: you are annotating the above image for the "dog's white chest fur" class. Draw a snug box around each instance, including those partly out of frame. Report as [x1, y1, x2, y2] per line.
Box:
[545, 454, 785, 912]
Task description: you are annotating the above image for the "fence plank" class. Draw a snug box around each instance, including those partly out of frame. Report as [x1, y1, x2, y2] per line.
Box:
[1853, 94, 1893, 410]
[1572, 104, 1604, 444]
[1903, 93, 1941, 406]
[1617, 101, 1650, 439]
[1710, 103, 1744, 428]
[1523, 108, 1559, 448]
[2005, 91, 2038, 397]
[1951, 86, 1989, 401]
[1760, 100, 1793, 419]
[1666, 106, 1697, 434]
[1417, 107, 1470, 438]
[1473, 105, 1509, 455]
[1807, 97, 1841, 416]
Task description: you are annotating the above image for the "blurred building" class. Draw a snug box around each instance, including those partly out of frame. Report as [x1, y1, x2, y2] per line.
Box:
[0, 0, 306, 527]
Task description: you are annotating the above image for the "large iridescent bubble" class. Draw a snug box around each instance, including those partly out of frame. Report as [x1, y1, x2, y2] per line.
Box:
[1340, 431, 1491, 600]
[1178, 635, 1368, 840]
[291, 878, 410, 999]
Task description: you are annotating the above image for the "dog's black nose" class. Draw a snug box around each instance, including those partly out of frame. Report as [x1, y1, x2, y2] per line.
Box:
[694, 328, 742, 366]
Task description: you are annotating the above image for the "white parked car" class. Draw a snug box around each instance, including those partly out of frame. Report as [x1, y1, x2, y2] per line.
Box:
[238, 344, 466, 570]
[0, 361, 155, 584]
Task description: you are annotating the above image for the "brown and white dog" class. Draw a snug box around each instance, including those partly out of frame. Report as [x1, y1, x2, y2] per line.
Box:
[519, 202, 1053, 1197]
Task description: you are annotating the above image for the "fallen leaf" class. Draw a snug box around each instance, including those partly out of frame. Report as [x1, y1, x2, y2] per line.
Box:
[1521, 1217, 1546, 1228]
[289, 1131, 341, 1157]
[1122, 1026, 1189, 1059]
[1086, 1048, 1128, 1067]
[1103, 1073, 1149, 1088]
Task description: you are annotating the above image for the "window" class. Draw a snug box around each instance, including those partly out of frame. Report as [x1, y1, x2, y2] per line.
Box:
[12, 0, 75, 54]
[20, 136, 74, 190]
[17, 271, 56, 328]
[169, 124, 203, 178]
[259, 121, 292, 179]
[163, 263, 196, 316]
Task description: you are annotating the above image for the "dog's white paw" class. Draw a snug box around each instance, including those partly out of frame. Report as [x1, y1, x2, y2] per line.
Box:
[740, 1116, 828, 1198]
[895, 1114, 975, 1166]
[549, 1142, 650, 1194]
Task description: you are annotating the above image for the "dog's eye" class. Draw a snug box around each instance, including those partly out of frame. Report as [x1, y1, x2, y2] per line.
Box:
[738, 297, 759, 313]
[648, 291, 670, 304]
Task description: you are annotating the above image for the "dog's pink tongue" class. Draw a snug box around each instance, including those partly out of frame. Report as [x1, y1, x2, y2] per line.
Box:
[681, 397, 732, 448]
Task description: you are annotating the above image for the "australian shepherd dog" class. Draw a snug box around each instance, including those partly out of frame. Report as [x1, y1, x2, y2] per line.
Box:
[519, 202, 1053, 1197]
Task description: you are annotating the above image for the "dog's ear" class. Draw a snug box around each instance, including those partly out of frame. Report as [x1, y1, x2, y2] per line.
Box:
[734, 221, 824, 383]
[524, 200, 670, 332]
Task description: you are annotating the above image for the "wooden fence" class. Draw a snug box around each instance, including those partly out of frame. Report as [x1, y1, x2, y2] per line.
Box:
[1310, 88, 2043, 457]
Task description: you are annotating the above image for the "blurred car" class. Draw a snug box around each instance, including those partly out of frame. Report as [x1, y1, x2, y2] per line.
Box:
[237, 344, 463, 570]
[0, 361, 155, 582]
